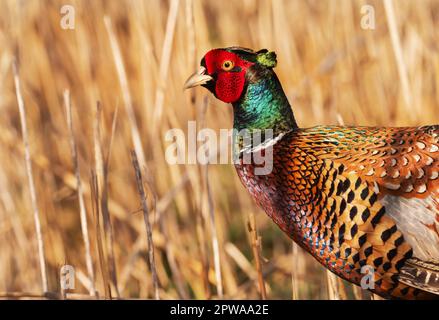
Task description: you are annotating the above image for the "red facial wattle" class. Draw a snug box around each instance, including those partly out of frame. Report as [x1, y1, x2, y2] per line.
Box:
[203, 49, 254, 103]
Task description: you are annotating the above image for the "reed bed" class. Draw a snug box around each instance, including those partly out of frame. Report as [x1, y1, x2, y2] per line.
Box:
[0, 0, 438, 299]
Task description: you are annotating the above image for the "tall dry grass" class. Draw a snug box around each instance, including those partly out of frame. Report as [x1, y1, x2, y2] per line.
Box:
[0, 0, 438, 299]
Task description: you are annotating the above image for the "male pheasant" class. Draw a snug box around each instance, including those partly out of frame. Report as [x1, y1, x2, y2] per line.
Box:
[184, 47, 439, 299]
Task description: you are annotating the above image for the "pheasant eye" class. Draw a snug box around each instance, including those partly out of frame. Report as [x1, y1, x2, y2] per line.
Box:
[221, 60, 234, 71]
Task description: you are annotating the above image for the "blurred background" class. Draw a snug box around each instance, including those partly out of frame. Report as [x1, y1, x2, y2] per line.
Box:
[0, 0, 438, 299]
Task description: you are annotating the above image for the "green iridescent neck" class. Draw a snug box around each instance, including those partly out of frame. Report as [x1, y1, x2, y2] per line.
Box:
[232, 72, 297, 134]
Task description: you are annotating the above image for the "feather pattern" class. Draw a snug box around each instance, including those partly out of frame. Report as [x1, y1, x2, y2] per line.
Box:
[235, 125, 439, 299]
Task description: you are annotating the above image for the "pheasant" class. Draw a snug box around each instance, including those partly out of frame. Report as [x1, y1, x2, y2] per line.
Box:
[184, 47, 439, 299]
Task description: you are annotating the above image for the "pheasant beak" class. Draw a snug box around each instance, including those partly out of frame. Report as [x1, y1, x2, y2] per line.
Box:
[183, 66, 213, 89]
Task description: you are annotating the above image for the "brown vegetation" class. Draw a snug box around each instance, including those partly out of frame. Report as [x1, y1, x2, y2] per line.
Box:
[0, 0, 438, 299]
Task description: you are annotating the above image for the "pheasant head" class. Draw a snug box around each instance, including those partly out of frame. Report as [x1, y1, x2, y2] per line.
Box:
[184, 47, 297, 133]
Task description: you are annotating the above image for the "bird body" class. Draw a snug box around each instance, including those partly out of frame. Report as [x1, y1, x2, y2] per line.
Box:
[184, 46, 439, 299]
[236, 125, 439, 299]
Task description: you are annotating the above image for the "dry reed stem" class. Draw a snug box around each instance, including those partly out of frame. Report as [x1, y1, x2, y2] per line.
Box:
[76, 268, 94, 292]
[291, 241, 299, 300]
[147, 173, 189, 299]
[104, 16, 146, 168]
[336, 278, 348, 300]
[131, 150, 160, 300]
[185, 0, 196, 70]
[93, 102, 120, 298]
[352, 283, 364, 300]
[185, 0, 198, 132]
[90, 171, 111, 299]
[232, 259, 278, 299]
[248, 212, 267, 300]
[204, 163, 223, 298]
[326, 270, 340, 300]
[119, 241, 143, 294]
[118, 173, 190, 295]
[196, 175, 211, 298]
[105, 103, 119, 172]
[12, 61, 48, 293]
[63, 90, 97, 297]
[198, 97, 224, 298]
[225, 242, 256, 280]
[152, 0, 180, 127]
[384, 0, 413, 114]
[192, 102, 211, 299]
[186, 2, 211, 299]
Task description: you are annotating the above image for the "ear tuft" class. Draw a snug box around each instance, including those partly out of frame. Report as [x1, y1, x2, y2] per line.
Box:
[256, 50, 277, 68]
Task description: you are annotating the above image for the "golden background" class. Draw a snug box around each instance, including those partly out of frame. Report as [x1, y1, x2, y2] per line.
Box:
[0, 0, 438, 299]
